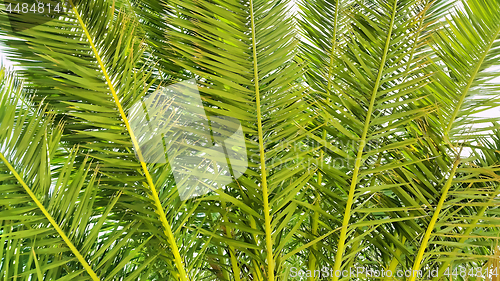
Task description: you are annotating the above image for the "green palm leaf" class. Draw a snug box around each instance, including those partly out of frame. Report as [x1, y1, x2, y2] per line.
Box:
[1, 0, 500, 279]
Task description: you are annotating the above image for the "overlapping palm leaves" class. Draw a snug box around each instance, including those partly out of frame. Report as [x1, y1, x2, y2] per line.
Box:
[0, 69, 161, 280]
[1, 0, 500, 280]
[298, 0, 445, 277]
[0, 0, 196, 279]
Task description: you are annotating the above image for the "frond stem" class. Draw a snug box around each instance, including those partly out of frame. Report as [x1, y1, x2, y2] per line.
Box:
[331, 0, 399, 279]
[68, 2, 190, 280]
[434, 167, 500, 279]
[444, 24, 500, 143]
[249, 0, 274, 279]
[0, 152, 100, 281]
[409, 159, 460, 281]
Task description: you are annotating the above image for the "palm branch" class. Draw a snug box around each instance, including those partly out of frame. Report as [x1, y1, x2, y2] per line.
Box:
[1, 0, 500, 280]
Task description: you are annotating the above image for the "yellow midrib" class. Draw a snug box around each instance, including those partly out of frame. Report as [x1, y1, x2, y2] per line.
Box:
[0, 152, 101, 281]
[331, 1, 399, 279]
[249, 0, 275, 279]
[68, 1, 190, 280]
[444, 24, 500, 142]
[435, 174, 500, 279]
[409, 159, 460, 281]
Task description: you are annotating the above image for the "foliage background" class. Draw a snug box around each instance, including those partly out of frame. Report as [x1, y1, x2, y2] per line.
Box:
[1, 0, 500, 280]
